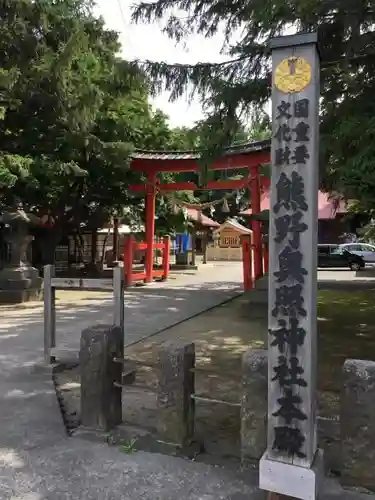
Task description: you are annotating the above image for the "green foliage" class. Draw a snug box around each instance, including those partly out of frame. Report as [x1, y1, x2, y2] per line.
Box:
[132, 0, 375, 211]
[119, 439, 138, 454]
[357, 220, 375, 243]
[168, 114, 271, 221]
[0, 0, 185, 236]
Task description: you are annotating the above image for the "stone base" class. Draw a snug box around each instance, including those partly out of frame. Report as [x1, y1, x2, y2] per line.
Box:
[255, 273, 269, 291]
[0, 264, 40, 283]
[0, 286, 42, 304]
[154, 264, 200, 271]
[341, 359, 375, 491]
[170, 264, 198, 271]
[243, 273, 269, 304]
[241, 349, 268, 469]
[0, 265, 42, 303]
[259, 449, 324, 500]
[175, 253, 189, 266]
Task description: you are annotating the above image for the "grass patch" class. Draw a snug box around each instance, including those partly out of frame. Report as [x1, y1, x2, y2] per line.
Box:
[318, 289, 375, 394]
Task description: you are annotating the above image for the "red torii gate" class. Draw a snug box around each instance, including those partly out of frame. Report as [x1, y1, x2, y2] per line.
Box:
[129, 140, 271, 284]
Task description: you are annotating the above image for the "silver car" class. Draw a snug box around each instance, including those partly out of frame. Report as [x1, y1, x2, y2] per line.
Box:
[339, 242, 375, 263]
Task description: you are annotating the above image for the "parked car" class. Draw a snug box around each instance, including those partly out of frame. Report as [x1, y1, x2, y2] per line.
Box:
[339, 242, 375, 263]
[318, 244, 365, 270]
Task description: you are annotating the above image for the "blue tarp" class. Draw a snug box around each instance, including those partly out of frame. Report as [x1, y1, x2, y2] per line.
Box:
[174, 233, 191, 253]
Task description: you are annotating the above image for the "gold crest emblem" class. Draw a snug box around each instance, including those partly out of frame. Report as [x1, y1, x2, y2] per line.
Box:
[274, 56, 312, 93]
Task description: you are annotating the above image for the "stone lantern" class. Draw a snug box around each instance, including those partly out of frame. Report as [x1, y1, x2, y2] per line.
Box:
[0, 205, 42, 303]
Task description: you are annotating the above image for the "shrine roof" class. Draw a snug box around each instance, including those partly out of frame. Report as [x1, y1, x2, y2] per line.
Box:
[214, 218, 252, 234]
[240, 190, 348, 219]
[131, 139, 271, 161]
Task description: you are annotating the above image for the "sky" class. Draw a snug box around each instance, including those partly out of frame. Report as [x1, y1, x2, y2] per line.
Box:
[93, 0, 227, 127]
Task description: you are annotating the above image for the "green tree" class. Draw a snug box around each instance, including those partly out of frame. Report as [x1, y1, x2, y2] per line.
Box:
[162, 113, 271, 223]
[0, 0, 188, 260]
[132, 0, 375, 211]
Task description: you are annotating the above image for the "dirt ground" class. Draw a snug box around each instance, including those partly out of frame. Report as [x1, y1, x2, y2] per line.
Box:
[55, 295, 267, 465]
[55, 287, 375, 473]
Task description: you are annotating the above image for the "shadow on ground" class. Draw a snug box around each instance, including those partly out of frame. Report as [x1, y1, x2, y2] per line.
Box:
[56, 286, 375, 481]
[0, 280, 242, 375]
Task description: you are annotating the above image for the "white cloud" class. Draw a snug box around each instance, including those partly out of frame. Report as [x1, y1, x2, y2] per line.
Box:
[93, 0, 226, 127]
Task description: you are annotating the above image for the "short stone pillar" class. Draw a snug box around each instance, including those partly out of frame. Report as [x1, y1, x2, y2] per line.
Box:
[341, 359, 375, 490]
[241, 348, 268, 468]
[157, 341, 195, 447]
[80, 324, 123, 431]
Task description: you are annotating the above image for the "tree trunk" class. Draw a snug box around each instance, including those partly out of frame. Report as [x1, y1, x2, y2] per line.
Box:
[100, 228, 111, 265]
[75, 232, 85, 263]
[41, 228, 62, 266]
[91, 230, 98, 264]
[203, 230, 208, 264]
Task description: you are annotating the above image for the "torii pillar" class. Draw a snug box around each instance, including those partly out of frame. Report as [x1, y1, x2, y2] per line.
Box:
[250, 165, 263, 280]
[145, 173, 157, 283]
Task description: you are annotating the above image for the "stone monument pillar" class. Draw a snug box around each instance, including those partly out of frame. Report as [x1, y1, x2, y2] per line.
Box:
[259, 33, 323, 499]
[0, 206, 42, 303]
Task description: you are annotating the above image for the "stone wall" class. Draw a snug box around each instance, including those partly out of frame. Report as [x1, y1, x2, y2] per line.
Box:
[341, 359, 375, 491]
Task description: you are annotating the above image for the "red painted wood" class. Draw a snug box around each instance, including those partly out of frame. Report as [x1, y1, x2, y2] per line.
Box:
[129, 178, 253, 193]
[125, 236, 170, 284]
[135, 242, 147, 250]
[162, 236, 171, 280]
[145, 173, 156, 283]
[123, 236, 134, 287]
[135, 241, 163, 251]
[241, 235, 253, 291]
[130, 151, 270, 173]
[249, 244, 254, 290]
[153, 243, 165, 250]
[132, 271, 147, 281]
[250, 165, 263, 280]
[263, 244, 269, 274]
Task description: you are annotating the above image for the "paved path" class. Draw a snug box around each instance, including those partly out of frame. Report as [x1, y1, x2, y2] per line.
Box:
[0, 262, 244, 373]
[1, 263, 375, 499]
[2, 263, 375, 372]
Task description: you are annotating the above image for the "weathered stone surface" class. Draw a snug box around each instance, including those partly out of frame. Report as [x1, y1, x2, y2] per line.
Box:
[0, 258, 42, 304]
[241, 348, 267, 468]
[317, 416, 341, 474]
[157, 341, 195, 447]
[0, 207, 43, 303]
[254, 274, 268, 291]
[341, 358, 375, 490]
[80, 324, 123, 431]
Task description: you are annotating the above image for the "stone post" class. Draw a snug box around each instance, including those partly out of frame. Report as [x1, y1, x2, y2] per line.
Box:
[157, 341, 195, 447]
[43, 265, 56, 363]
[341, 359, 375, 491]
[241, 349, 268, 468]
[80, 324, 123, 431]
